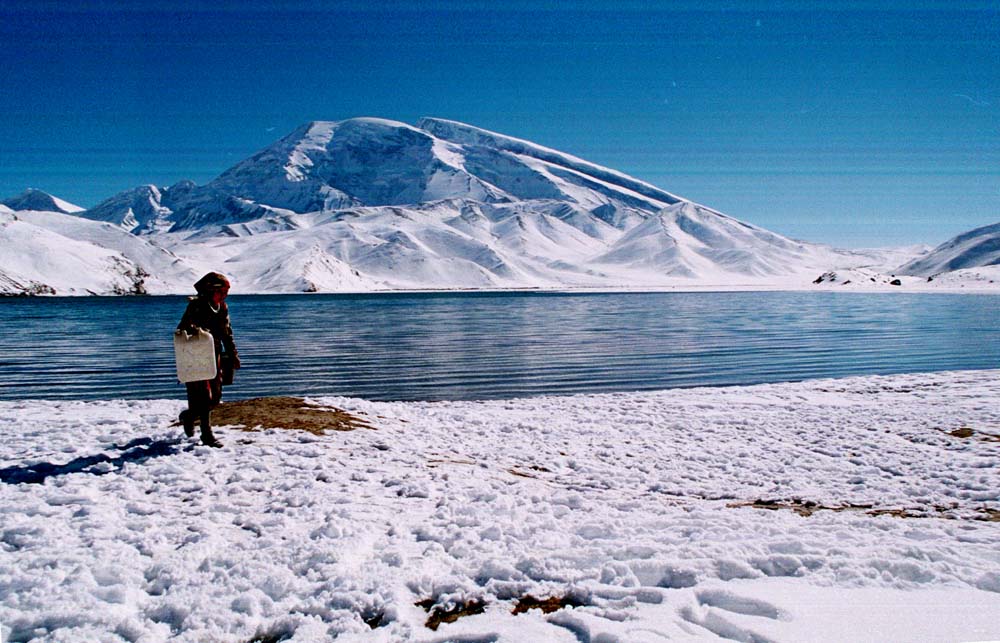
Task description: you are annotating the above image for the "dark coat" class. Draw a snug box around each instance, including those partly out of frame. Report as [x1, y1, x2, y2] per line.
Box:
[177, 296, 238, 361]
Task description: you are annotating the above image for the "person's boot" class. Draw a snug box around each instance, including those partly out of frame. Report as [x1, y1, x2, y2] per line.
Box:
[199, 412, 223, 448]
[179, 410, 195, 438]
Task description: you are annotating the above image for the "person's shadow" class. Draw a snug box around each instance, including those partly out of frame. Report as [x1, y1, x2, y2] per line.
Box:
[0, 436, 192, 485]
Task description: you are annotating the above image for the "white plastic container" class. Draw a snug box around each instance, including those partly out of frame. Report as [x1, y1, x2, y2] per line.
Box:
[174, 329, 217, 382]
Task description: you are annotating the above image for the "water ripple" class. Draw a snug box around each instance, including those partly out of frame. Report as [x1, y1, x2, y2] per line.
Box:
[0, 291, 998, 401]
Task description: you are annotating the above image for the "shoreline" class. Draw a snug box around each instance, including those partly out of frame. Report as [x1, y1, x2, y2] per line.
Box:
[4, 281, 1000, 298]
[4, 366, 1000, 406]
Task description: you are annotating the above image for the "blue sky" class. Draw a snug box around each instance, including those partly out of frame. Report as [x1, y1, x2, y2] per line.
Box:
[1, 0, 997, 247]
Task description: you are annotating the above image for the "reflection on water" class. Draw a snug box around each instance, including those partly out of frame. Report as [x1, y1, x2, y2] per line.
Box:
[0, 291, 998, 401]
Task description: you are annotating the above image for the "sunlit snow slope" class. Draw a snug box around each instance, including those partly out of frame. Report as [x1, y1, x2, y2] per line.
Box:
[1, 118, 985, 295]
[1, 188, 84, 214]
[896, 222, 1000, 276]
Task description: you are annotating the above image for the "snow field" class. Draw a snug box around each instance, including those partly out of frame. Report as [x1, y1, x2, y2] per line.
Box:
[1, 371, 999, 641]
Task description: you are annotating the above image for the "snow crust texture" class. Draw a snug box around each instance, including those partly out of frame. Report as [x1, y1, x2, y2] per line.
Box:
[1, 371, 999, 642]
[5, 117, 995, 295]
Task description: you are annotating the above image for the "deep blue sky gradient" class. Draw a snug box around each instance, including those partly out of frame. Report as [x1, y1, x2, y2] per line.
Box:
[1, 0, 997, 247]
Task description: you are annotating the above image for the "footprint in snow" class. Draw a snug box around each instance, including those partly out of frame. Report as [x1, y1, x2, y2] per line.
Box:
[677, 589, 789, 643]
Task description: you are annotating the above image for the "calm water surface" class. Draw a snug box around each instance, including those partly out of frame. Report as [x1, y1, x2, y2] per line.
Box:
[0, 291, 997, 401]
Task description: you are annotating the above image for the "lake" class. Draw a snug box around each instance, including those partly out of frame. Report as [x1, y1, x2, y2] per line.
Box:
[0, 291, 997, 402]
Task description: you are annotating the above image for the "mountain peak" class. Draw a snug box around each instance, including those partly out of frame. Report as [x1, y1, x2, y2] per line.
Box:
[2, 188, 84, 214]
[76, 116, 703, 236]
[79, 184, 173, 233]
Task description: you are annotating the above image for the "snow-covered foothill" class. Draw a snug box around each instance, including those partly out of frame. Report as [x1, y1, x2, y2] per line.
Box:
[595, 201, 850, 279]
[1, 370, 998, 642]
[14, 210, 202, 294]
[897, 222, 1000, 277]
[0, 210, 147, 296]
[922, 264, 1000, 288]
[849, 244, 932, 269]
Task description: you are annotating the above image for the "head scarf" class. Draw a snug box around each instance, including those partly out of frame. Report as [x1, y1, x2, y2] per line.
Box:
[194, 272, 231, 295]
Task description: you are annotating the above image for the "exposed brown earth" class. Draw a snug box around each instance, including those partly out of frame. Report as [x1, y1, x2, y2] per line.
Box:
[512, 594, 586, 615]
[416, 598, 487, 631]
[415, 591, 589, 630]
[946, 427, 1000, 442]
[204, 396, 375, 434]
[731, 498, 999, 522]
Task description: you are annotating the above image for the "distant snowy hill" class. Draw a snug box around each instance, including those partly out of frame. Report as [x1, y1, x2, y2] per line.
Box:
[0, 117, 993, 295]
[0, 210, 146, 295]
[0, 209, 202, 296]
[1, 188, 83, 214]
[896, 222, 1000, 277]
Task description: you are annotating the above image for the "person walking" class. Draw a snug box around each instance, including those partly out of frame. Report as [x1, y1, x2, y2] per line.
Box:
[177, 272, 240, 447]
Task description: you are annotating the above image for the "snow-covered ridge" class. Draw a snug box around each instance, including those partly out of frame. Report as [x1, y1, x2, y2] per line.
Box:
[83, 184, 175, 233]
[0, 212, 149, 295]
[0, 209, 200, 296]
[418, 117, 685, 208]
[896, 222, 1000, 277]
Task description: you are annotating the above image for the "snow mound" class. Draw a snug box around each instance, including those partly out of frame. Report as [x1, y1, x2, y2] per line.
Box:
[924, 264, 1000, 288]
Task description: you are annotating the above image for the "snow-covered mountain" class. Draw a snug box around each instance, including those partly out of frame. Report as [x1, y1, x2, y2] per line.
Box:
[896, 222, 1000, 276]
[1, 117, 987, 295]
[78, 117, 682, 234]
[1, 188, 83, 214]
[81, 184, 176, 233]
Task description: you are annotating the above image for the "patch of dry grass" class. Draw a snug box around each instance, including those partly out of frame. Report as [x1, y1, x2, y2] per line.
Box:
[730, 498, 999, 522]
[946, 427, 1000, 442]
[415, 598, 486, 631]
[413, 591, 588, 630]
[208, 396, 375, 434]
